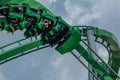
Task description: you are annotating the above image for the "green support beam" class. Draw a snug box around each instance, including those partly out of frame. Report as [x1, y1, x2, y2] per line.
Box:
[0, 39, 43, 62]
[75, 44, 113, 80]
[75, 25, 120, 79]
[0, 0, 120, 80]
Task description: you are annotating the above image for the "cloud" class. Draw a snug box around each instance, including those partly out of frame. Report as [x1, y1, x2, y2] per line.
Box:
[50, 55, 70, 80]
[49, 52, 88, 80]
[98, 47, 109, 63]
[0, 0, 120, 80]
[49, 0, 56, 3]
[63, 0, 101, 25]
[93, 0, 120, 41]
[79, 12, 100, 24]
[0, 68, 6, 80]
[64, 0, 83, 25]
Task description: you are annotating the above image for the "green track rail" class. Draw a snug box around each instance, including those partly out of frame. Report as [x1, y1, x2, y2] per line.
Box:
[0, 38, 48, 64]
[0, 26, 119, 79]
[75, 44, 113, 80]
[0, 0, 55, 16]
[0, 40, 42, 61]
[75, 26, 120, 79]
[0, 0, 120, 80]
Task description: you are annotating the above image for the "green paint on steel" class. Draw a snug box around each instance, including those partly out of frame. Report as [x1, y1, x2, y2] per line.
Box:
[75, 44, 113, 80]
[0, 40, 43, 62]
[0, 0, 54, 16]
[0, 0, 120, 79]
[0, 38, 26, 49]
[55, 29, 81, 54]
[94, 27, 120, 79]
[74, 25, 120, 79]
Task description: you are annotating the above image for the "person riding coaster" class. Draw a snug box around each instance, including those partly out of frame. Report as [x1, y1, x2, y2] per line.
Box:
[40, 16, 70, 46]
[0, 3, 25, 33]
[0, 3, 71, 46]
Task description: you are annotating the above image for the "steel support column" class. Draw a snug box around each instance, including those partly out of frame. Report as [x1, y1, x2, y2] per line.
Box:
[87, 28, 98, 80]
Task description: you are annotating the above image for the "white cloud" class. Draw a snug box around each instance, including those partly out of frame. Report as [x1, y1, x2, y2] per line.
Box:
[50, 55, 70, 80]
[0, 68, 6, 80]
[49, 0, 56, 3]
[64, 0, 83, 24]
[98, 47, 109, 63]
[79, 12, 100, 24]
[1, 0, 120, 80]
[93, 0, 120, 41]
[50, 53, 88, 80]
[51, 56, 64, 69]
[63, 0, 101, 25]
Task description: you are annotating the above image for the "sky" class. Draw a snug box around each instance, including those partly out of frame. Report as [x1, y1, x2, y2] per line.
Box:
[0, 0, 120, 80]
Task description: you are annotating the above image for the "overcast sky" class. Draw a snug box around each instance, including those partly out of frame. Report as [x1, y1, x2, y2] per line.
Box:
[0, 0, 120, 80]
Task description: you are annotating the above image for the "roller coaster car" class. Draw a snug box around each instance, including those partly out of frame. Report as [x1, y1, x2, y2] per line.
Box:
[13, 6, 23, 13]
[41, 22, 70, 46]
[0, 3, 70, 46]
[0, 7, 9, 16]
[23, 4, 41, 31]
[0, 4, 25, 31]
[0, 15, 6, 30]
[0, 15, 6, 23]
[0, 15, 13, 32]
[24, 12, 56, 38]
[31, 8, 43, 15]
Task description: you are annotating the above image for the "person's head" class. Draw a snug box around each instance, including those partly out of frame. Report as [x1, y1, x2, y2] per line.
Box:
[22, 3, 26, 7]
[21, 3, 27, 13]
[37, 8, 42, 14]
[44, 22, 49, 28]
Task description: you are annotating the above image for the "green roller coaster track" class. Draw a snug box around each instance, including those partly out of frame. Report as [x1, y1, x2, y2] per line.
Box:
[0, 0, 120, 80]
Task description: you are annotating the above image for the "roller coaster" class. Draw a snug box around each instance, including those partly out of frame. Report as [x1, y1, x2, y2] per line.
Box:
[0, 0, 120, 80]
